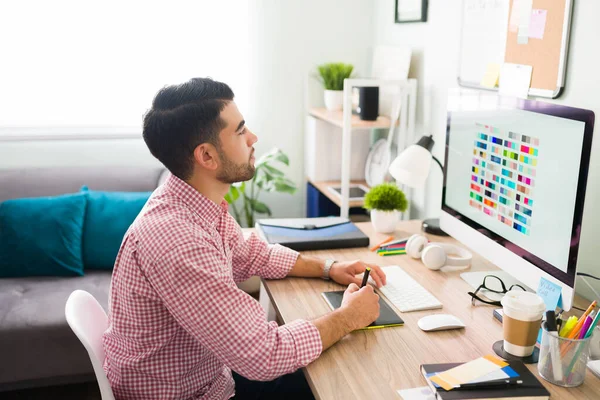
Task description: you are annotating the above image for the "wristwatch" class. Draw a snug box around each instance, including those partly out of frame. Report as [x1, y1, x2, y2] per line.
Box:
[323, 259, 336, 280]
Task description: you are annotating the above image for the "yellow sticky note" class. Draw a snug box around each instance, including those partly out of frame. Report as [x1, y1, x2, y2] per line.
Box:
[481, 63, 501, 88]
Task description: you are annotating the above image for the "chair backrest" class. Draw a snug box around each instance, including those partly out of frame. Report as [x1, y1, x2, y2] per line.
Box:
[65, 290, 115, 400]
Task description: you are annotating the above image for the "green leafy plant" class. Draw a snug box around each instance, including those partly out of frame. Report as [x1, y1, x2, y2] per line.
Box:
[225, 148, 297, 227]
[317, 62, 354, 91]
[363, 183, 408, 212]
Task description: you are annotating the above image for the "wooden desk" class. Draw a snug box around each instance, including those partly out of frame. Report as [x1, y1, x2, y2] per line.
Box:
[259, 221, 600, 399]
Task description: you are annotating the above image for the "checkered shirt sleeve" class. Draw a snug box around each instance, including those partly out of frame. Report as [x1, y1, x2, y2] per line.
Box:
[229, 226, 299, 282]
[146, 241, 323, 382]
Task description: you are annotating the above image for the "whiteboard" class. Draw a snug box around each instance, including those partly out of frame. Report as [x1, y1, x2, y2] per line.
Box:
[458, 0, 510, 90]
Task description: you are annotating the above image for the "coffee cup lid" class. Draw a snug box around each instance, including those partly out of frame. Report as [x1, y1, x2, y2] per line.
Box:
[501, 290, 545, 314]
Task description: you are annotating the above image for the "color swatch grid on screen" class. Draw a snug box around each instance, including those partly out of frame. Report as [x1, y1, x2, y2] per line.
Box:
[469, 123, 538, 236]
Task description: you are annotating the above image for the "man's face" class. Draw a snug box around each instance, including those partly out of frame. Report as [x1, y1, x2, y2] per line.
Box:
[215, 101, 258, 184]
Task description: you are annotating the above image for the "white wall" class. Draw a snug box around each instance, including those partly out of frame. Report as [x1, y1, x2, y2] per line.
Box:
[372, 0, 600, 301]
[246, 0, 374, 219]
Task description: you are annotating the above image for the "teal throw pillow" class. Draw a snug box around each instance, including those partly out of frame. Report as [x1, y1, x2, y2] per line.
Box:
[0, 193, 87, 277]
[81, 187, 151, 270]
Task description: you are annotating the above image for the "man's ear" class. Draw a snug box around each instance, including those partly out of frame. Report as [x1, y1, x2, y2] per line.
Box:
[193, 143, 219, 171]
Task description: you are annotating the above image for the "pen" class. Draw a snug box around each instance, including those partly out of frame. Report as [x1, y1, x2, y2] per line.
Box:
[361, 267, 371, 288]
[545, 311, 563, 381]
[566, 301, 596, 340]
[378, 244, 406, 251]
[584, 310, 600, 339]
[370, 236, 394, 252]
[378, 250, 407, 256]
[579, 315, 593, 339]
[559, 316, 578, 338]
[386, 237, 411, 245]
[456, 379, 523, 391]
[557, 317, 563, 332]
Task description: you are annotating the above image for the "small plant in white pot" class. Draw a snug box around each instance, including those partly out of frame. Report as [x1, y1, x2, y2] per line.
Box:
[363, 183, 408, 233]
[317, 62, 354, 111]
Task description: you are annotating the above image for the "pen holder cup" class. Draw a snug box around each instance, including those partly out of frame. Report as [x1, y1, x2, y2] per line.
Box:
[537, 324, 591, 387]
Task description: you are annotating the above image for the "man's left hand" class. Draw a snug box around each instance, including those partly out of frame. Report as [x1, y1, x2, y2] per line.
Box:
[329, 260, 387, 288]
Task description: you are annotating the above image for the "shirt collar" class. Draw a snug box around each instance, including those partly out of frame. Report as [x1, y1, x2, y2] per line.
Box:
[164, 173, 229, 226]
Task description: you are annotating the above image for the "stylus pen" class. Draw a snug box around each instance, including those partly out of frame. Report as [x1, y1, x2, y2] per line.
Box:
[361, 267, 371, 288]
[456, 379, 523, 391]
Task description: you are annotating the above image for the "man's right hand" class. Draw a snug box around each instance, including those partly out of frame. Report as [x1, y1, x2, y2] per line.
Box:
[340, 283, 380, 330]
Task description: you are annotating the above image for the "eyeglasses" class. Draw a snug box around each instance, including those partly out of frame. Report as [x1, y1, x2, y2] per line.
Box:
[468, 275, 526, 306]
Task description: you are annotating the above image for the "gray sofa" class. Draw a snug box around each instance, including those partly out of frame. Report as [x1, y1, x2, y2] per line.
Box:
[0, 166, 166, 392]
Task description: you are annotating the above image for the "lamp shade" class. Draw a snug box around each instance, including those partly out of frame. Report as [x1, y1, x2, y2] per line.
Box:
[388, 144, 432, 188]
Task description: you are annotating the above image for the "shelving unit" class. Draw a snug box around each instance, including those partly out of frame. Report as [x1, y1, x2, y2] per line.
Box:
[308, 108, 398, 130]
[305, 78, 418, 219]
[307, 178, 369, 208]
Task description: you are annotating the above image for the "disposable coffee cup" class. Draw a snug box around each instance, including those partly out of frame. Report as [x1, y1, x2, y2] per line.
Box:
[501, 291, 546, 357]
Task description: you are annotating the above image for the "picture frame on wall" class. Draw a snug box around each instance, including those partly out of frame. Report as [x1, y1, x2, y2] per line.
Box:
[395, 0, 428, 23]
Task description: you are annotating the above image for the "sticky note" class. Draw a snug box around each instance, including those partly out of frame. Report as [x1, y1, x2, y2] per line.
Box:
[481, 63, 501, 88]
[397, 386, 436, 400]
[529, 9, 547, 39]
[509, 0, 521, 32]
[537, 276, 564, 311]
[517, 0, 533, 44]
[499, 63, 532, 99]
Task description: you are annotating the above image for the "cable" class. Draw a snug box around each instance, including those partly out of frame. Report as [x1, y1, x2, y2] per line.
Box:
[577, 272, 600, 281]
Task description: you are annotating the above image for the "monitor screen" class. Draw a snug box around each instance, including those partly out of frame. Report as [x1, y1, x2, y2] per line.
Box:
[442, 94, 594, 289]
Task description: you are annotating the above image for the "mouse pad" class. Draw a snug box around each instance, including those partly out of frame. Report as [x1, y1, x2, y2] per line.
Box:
[322, 290, 404, 329]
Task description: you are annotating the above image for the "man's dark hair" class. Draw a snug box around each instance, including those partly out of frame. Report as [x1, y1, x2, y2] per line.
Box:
[143, 78, 234, 180]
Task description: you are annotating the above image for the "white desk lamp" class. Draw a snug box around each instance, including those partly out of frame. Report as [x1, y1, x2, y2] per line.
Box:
[388, 134, 448, 236]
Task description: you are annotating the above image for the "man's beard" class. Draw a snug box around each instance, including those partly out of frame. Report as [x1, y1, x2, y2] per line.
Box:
[216, 151, 255, 184]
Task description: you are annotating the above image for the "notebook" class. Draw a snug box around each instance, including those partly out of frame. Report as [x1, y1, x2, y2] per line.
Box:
[420, 361, 549, 400]
[255, 217, 370, 251]
[322, 290, 404, 329]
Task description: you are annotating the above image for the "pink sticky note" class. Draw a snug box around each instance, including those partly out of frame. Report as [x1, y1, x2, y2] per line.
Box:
[529, 9, 547, 39]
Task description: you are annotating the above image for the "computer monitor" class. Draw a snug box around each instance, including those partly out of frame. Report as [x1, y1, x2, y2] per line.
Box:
[440, 92, 595, 311]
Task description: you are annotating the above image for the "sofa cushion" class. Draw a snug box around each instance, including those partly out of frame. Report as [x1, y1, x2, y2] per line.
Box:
[0, 271, 111, 390]
[0, 193, 87, 278]
[81, 187, 151, 270]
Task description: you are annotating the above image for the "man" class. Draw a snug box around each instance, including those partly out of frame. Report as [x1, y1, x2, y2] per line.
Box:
[103, 78, 386, 400]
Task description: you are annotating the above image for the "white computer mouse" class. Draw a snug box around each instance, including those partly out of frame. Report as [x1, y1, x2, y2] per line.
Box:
[418, 314, 466, 332]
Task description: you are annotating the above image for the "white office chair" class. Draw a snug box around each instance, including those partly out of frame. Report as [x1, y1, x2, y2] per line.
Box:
[65, 290, 115, 400]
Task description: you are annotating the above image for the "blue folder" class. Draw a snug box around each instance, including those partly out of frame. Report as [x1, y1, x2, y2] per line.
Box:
[255, 217, 370, 251]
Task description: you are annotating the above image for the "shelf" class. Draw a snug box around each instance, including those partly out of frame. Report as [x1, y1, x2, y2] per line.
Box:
[308, 108, 397, 130]
[308, 179, 369, 208]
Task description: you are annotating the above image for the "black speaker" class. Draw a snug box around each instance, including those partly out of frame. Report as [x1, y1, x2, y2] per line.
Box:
[358, 86, 379, 121]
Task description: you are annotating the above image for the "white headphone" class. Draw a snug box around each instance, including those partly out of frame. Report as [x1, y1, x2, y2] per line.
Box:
[405, 234, 473, 271]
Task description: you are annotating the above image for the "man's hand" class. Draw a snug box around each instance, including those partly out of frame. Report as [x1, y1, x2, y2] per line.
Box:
[340, 283, 380, 329]
[329, 260, 387, 288]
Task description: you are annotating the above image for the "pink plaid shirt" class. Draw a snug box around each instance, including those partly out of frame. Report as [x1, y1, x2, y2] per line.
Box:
[102, 174, 322, 399]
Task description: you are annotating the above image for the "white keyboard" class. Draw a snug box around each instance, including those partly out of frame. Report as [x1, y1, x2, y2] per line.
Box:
[378, 266, 443, 313]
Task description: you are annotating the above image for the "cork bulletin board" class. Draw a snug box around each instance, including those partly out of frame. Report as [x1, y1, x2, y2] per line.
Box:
[458, 0, 573, 98]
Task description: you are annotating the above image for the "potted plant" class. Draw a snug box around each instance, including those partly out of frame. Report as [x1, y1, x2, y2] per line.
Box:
[317, 62, 354, 111]
[225, 148, 297, 228]
[363, 183, 408, 233]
